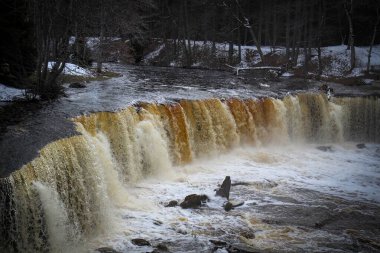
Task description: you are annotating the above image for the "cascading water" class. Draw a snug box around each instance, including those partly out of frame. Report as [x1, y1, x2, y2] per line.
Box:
[0, 94, 379, 252]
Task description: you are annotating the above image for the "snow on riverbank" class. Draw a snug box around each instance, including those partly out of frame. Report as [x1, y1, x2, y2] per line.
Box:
[0, 83, 25, 101]
[145, 40, 380, 77]
[48, 62, 94, 77]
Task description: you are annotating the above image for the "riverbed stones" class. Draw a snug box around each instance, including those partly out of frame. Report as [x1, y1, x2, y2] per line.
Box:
[131, 238, 151, 246]
[180, 194, 209, 209]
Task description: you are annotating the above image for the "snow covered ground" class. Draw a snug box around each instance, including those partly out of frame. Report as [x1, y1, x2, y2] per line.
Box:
[0, 83, 25, 101]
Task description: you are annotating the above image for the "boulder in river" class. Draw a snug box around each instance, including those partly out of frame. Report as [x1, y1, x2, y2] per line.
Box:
[69, 82, 86, 88]
[209, 239, 228, 247]
[224, 202, 234, 211]
[180, 194, 209, 209]
[131, 238, 151, 246]
[95, 247, 121, 253]
[165, 200, 178, 207]
[316, 146, 333, 152]
[356, 143, 366, 149]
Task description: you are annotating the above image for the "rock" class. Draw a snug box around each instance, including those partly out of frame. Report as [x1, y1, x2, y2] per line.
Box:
[227, 244, 259, 253]
[153, 219, 163, 226]
[69, 82, 86, 88]
[165, 200, 178, 207]
[95, 247, 121, 253]
[216, 176, 231, 200]
[180, 194, 209, 209]
[209, 240, 228, 247]
[131, 238, 151, 246]
[356, 143, 366, 149]
[319, 84, 328, 92]
[240, 231, 255, 239]
[316, 146, 332, 152]
[155, 243, 169, 251]
[224, 202, 233, 211]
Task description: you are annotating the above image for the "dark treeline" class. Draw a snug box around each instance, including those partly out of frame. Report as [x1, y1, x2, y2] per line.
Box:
[153, 0, 380, 47]
[0, 0, 379, 98]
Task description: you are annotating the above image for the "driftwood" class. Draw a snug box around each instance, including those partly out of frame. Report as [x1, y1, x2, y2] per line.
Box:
[216, 176, 231, 200]
[225, 64, 283, 75]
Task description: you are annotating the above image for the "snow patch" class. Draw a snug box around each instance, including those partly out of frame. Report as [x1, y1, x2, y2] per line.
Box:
[144, 44, 165, 63]
[48, 62, 94, 77]
[0, 83, 25, 101]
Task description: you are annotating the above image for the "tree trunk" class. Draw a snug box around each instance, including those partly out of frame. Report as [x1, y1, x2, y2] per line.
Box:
[367, 9, 380, 73]
[272, 0, 277, 50]
[344, 0, 355, 71]
[285, 0, 291, 60]
[235, 0, 264, 63]
[97, 0, 105, 73]
[317, 0, 325, 77]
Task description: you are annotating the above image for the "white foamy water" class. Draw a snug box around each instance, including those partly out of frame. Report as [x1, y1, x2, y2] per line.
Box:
[88, 143, 380, 252]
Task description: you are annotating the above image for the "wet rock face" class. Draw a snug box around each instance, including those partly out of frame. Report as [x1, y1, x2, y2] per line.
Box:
[0, 178, 15, 252]
[180, 194, 209, 209]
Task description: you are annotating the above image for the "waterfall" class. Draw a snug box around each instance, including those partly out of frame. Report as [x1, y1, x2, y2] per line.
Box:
[0, 94, 379, 252]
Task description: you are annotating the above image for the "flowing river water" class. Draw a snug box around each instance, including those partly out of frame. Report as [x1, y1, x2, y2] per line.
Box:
[0, 65, 380, 252]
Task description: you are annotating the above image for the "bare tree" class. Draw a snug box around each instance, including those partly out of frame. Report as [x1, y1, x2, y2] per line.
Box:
[367, 5, 380, 73]
[234, 0, 265, 63]
[31, 0, 73, 99]
[344, 0, 356, 70]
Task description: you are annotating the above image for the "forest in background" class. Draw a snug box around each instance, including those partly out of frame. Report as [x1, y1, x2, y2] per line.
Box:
[1, 0, 380, 98]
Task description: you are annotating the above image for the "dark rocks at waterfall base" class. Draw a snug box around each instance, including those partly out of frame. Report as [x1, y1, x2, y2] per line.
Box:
[155, 243, 169, 251]
[180, 194, 209, 209]
[153, 219, 163, 226]
[209, 240, 258, 253]
[224, 201, 245, 211]
[226, 244, 259, 253]
[69, 82, 86, 88]
[224, 202, 234, 211]
[210, 240, 228, 247]
[316, 146, 333, 152]
[95, 247, 121, 253]
[356, 143, 366, 149]
[216, 176, 231, 200]
[131, 238, 151, 246]
[165, 200, 178, 207]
